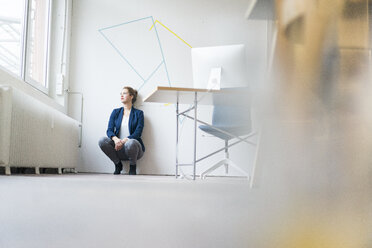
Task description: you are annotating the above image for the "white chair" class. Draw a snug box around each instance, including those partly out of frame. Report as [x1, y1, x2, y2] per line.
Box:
[199, 88, 257, 179]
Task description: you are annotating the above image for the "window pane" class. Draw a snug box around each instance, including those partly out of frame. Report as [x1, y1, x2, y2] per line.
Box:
[26, 0, 49, 87]
[0, 0, 25, 75]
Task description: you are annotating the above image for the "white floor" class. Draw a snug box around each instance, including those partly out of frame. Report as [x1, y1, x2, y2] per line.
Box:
[0, 174, 260, 248]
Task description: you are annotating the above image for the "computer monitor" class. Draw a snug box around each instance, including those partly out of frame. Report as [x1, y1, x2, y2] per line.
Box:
[191, 44, 248, 89]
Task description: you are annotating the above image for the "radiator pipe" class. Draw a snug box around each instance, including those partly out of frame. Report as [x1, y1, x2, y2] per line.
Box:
[65, 89, 83, 147]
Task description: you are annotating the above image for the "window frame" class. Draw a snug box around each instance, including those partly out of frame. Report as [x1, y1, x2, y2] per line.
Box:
[0, 0, 53, 95]
[24, 0, 52, 94]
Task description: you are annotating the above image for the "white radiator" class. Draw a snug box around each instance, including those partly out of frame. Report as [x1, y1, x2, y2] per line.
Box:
[0, 85, 80, 175]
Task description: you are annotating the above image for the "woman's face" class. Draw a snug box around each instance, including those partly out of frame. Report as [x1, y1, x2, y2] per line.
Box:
[120, 89, 133, 104]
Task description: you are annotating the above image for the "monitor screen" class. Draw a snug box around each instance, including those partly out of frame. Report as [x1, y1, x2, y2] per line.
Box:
[191, 44, 248, 89]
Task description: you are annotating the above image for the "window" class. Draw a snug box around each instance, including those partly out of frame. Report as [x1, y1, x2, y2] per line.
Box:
[0, 0, 25, 75]
[25, 0, 50, 89]
[0, 0, 53, 92]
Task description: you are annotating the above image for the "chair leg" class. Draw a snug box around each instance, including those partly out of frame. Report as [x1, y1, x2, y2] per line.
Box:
[224, 159, 249, 180]
[201, 159, 229, 179]
[201, 158, 249, 179]
[200, 136, 255, 180]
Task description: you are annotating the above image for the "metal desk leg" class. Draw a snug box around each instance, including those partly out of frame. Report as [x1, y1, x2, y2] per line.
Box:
[193, 91, 197, 180]
[176, 94, 179, 178]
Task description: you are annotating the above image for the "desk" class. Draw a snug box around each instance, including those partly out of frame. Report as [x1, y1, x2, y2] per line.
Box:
[144, 86, 219, 179]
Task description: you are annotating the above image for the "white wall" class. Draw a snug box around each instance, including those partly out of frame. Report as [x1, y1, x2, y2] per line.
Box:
[68, 0, 267, 175]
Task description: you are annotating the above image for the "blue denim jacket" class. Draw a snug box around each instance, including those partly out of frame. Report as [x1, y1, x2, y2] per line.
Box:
[106, 107, 145, 152]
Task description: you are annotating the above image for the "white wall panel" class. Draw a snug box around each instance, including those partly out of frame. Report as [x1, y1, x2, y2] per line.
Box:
[68, 0, 266, 175]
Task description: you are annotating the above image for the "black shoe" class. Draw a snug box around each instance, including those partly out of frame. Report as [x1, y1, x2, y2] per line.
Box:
[114, 162, 123, 175]
[129, 164, 137, 175]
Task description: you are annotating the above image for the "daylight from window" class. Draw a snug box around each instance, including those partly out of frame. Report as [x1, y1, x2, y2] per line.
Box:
[0, 0, 24, 75]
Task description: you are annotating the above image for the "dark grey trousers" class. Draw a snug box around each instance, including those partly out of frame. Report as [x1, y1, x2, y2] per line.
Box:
[98, 137, 144, 165]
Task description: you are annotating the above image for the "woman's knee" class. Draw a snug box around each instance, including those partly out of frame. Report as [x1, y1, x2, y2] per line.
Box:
[125, 139, 144, 159]
[98, 136, 110, 148]
[125, 139, 142, 153]
[125, 139, 136, 149]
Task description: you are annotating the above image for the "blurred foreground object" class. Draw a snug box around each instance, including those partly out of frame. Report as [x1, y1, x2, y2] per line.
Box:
[253, 0, 372, 247]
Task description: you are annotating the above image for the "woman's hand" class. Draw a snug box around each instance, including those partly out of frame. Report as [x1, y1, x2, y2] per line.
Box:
[120, 138, 128, 145]
[112, 137, 124, 151]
